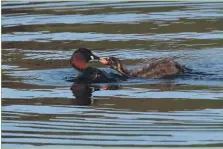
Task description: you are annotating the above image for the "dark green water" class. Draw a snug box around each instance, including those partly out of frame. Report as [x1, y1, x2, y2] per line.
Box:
[2, 1, 223, 148]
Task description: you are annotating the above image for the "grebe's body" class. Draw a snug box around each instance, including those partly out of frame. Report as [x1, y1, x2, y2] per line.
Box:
[108, 57, 187, 78]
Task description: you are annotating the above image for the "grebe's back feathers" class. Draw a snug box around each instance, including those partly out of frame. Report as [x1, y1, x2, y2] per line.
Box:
[109, 57, 188, 79]
[130, 57, 186, 78]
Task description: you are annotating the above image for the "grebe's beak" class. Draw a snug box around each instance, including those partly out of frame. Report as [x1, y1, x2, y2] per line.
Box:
[99, 58, 110, 65]
[90, 54, 100, 60]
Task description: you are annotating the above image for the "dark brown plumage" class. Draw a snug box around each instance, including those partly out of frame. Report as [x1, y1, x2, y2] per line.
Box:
[108, 57, 187, 78]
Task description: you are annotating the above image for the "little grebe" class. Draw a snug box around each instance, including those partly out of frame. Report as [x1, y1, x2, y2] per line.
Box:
[105, 57, 188, 78]
[70, 48, 126, 83]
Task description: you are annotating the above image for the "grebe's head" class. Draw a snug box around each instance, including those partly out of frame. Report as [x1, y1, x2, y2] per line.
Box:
[108, 57, 121, 70]
[70, 48, 100, 71]
[108, 57, 129, 76]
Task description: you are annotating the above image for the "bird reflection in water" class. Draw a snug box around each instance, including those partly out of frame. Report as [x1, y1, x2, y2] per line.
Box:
[70, 83, 120, 105]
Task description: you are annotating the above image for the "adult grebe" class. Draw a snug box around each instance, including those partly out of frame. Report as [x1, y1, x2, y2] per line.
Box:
[70, 48, 126, 83]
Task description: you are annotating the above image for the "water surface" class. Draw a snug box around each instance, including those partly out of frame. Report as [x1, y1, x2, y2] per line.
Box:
[2, 1, 223, 148]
